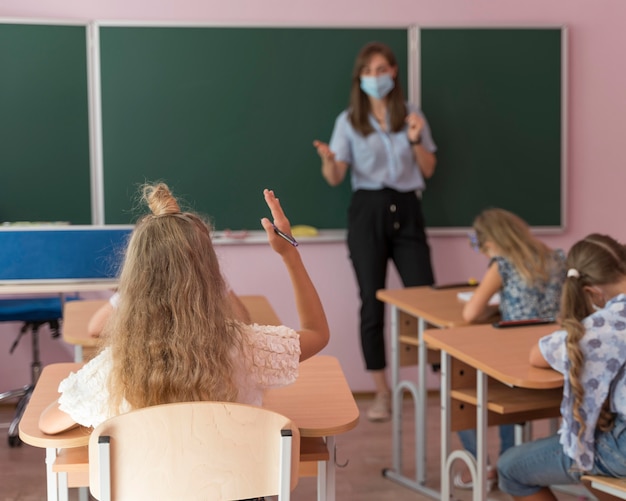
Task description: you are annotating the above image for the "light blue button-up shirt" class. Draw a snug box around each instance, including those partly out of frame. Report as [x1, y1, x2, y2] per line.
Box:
[328, 102, 437, 192]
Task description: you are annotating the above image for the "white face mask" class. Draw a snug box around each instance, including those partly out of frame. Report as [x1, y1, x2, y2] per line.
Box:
[360, 74, 395, 99]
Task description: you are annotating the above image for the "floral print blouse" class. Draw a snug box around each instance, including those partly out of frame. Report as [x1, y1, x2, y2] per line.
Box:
[495, 249, 566, 321]
[539, 294, 626, 470]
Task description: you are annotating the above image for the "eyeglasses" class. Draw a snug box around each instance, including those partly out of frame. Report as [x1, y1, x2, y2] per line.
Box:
[468, 232, 481, 252]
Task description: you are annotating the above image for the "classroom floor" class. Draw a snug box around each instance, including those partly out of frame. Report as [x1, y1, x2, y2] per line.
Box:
[0, 395, 592, 501]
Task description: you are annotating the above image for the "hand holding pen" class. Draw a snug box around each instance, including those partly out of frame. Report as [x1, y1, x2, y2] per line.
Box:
[260, 189, 299, 253]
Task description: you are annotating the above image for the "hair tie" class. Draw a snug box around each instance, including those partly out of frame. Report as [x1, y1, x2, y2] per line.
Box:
[567, 268, 580, 279]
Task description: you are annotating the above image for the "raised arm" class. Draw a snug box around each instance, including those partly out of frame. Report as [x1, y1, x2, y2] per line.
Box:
[260, 189, 330, 361]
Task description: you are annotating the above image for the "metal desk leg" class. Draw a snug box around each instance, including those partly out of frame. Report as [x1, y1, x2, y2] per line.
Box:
[382, 308, 438, 498]
[58, 472, 69, 501]
[45, 448, 59, 501]
[317, 457, 326, 501]
[440, 351, 481, 500]
[417, 316, 428, 484]
[73, 345, 83, 363]
[474, 370, 489, 501]
[325, 436, 335, 501]
[440, 350, 452, 500]
[78, 487, 89, 501]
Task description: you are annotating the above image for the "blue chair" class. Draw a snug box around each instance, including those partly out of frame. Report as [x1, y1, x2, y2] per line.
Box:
[0, 297, 73, 446]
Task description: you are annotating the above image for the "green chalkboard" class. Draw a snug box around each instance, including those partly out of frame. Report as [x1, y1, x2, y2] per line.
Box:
[419, 28, 563, 229]
[99, 27, 408, 229]
[1, 24, 563, 230]
[0, 22, 91, 224]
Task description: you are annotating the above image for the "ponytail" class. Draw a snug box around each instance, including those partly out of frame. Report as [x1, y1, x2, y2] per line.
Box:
[561, 234, 626, 440]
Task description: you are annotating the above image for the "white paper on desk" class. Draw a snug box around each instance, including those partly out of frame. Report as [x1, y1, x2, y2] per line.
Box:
[457, 291, 501, 306]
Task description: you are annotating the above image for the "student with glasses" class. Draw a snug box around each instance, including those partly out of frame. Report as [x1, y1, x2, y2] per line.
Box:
[455, 208, 567, 491]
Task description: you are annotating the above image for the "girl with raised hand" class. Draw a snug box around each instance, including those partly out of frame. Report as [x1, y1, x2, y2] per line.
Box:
[39, 183, 329, 435]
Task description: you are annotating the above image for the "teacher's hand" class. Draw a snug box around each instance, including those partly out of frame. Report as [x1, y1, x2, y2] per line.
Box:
[313, 140, 336, 162]
[405, 112, 424, 143]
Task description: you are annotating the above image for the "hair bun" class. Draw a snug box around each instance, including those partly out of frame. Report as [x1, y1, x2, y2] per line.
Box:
[142, 183, 181, 216]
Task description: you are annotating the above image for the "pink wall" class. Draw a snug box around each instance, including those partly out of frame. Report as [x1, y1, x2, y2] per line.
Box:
[2, 1, 625, 392]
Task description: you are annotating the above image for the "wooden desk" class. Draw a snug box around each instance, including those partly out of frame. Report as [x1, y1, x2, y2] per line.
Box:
[375, 285, 479, 497]
[19, 355, 359, 501]
[582, 475, 626, 500]
[62, 295, 283, 362]
[423, 323, 563, 501]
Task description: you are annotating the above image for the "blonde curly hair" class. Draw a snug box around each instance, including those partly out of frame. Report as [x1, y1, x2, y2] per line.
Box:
[472, 208, 556, 284]
[105, 183, 244, 413]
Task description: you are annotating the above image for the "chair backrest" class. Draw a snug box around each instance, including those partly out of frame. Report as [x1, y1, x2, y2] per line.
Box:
[88, 401, 300, 501]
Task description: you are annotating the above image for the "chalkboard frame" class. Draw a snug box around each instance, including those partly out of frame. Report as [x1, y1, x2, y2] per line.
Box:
[0, 19, 92, 225]
[1, 21, 566, 235]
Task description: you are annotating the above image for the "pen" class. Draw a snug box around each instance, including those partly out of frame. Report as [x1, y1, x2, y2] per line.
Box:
[272, 224, 298, 247]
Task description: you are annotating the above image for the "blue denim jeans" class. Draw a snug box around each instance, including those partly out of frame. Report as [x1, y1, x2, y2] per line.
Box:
[498, 417, 626, 497]
[458, 424, 516, 459]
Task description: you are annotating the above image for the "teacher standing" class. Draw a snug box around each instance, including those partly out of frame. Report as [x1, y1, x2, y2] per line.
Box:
[313, 42, 437, 421]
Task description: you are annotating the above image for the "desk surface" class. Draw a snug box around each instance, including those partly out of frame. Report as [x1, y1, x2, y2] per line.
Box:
[19, 355, 359, 448]
[423, 323, 563, 389]
[377, 285, 478, 328]
[19, 362, 91, 448]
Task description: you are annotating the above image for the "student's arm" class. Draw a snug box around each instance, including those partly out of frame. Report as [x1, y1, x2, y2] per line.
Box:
[228, 290, 252, 324]
[87, 301, 115, 338]
[313, 140, 349, 187]
[529, 342, 551, 368]
[38, 400, 79, 435]
[462, 261, 502, 323]
[260, 189, 330, 361]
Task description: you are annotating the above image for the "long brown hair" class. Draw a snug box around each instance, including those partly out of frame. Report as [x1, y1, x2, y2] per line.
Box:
[472, 208, 555, 284]
[106, 183, 244, 413]
[348, 42, 407, 135]
[560, 234, 626, 441]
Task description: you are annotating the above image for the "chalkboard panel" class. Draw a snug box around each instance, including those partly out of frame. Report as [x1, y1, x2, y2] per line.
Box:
[419, 28, 564, 229]
[0, 22, 91, 224]
[99, 26, 408, 229]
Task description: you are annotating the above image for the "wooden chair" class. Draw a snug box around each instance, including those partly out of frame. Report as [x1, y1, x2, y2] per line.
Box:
[88, 401, 300, 501]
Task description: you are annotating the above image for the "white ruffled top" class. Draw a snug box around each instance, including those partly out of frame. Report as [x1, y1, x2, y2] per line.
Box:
[57, 323, 301, 429]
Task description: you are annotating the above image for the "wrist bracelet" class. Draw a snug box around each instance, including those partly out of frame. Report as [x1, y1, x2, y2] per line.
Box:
[409, 136, 422, 145]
